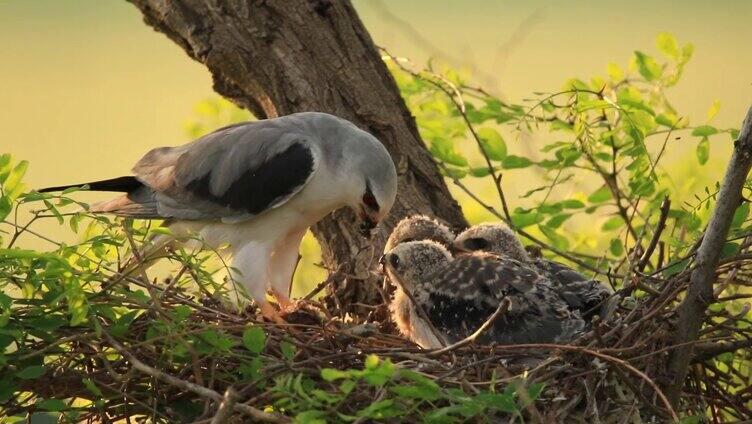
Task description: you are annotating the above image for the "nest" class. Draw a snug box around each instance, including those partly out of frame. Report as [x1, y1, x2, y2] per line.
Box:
[8, 251, 751, 424]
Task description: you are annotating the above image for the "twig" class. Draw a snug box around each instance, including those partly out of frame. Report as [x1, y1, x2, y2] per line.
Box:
[636, 196, 671, 273]
[426, 298, 510, 357]
[210, 387, 238, 424]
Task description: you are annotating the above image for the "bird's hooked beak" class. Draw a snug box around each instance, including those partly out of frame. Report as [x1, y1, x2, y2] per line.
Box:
[360, 215, 377, 237]
[357, 207, 380, 238]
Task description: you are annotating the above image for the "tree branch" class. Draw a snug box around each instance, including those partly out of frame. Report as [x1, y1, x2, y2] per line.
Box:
[102, 328, 290, 423]
[665, 106, 752, 406]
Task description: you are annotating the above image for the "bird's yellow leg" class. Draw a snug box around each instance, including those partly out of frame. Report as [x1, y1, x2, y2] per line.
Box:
[259, 301, 287, 324]
[269, 289, 294, 310]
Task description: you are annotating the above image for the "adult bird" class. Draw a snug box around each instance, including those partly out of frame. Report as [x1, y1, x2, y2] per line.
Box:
[40, 112, 398, 322]
[453, 223, 613, 320]
[382, 240, 585, 348]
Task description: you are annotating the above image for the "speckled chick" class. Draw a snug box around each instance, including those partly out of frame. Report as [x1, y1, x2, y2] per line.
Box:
[383, 240, 585, 348]
[382, 215, 457, 309]
[453, 223, 613, 320]
[384, 215, 456, 252]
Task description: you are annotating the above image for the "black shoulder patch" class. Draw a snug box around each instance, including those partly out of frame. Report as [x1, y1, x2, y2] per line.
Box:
[185, 142, 314, 214]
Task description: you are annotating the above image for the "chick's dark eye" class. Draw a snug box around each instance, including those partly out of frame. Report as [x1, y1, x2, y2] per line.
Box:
[389, 254, 401, 269]
[464, 237, 490, 251]
[362, 191, 379, 211]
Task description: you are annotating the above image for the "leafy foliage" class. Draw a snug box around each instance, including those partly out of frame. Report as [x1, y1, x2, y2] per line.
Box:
[387, 33, 743, 277]
[1, 33, 751, 422]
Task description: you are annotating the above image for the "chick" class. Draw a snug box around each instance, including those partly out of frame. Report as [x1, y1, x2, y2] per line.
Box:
[454, 223, 613, 320]
[382, 240, 585, 348]
[384, 214, 455, 252]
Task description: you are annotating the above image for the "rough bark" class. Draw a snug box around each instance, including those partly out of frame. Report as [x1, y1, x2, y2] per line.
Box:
[664, 106, 752, 406]
[126, 0, 467, 313]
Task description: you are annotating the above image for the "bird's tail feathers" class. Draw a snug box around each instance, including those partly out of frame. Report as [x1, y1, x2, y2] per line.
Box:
[38, 176, 142, 193]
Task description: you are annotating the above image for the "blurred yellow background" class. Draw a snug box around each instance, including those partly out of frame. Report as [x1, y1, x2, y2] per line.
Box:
[2, 0, 751, 295]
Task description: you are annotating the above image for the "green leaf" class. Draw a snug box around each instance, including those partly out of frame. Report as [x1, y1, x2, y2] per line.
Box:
[696, 136, 710, 165]
[720, 242, 740, 259]
[501, 155, 533, 169]
[441, 166, 467, 179]
[362, 357, 395, 387]
[633, 51, 662, 81]
[3, 160, 28, 196]
[339, 379, 356, 395]
[430, 139, 468, 167]
[28, 315, 67, 332]
[280, 340, 296, 361]
[663, 258, 690, 277]
[656, 32, 680, 59]
[692, 125, 718, 137]
[539, 225, 569, 251]
[545, 213, 571, 229]
[16, 365, 47, 379]
[37, 399, 68, 411]
[0, 379, 15, 403]
[242, 326, 266, 354]
[477, 127, 507, 161]
[356, 399, 399, 420]
[391, 384, 440, 401]
[29, 412, 60, 424]
[239, 357, 263, 381]
[469, 167, 491, 177]
[295, 410, 327, 424]
[587, 186, 613, 204]
[681, 43, 695, 64]
[601, 216, 623, 231]
[609, 238, 624, 256]
[82, 378, 102, 397]
[0, 154, 12, 185]
[707, 100, 721, 121]
[511, 211, 544, 228]
[679, 416, 703, 424]
[527, 382, 545, 402]
[655, 112, 679, 127]
[560, 199, 585, 209]
[606, 62, 624, 81]
[476, 392, 518, 413]
[731, 202, 749, 228]
[321, 368, 350, 382]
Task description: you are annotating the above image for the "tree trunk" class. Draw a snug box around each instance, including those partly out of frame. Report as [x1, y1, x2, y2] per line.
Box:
[127, 0, 467, 313]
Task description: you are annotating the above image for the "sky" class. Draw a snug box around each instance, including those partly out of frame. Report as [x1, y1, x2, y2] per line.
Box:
[1, 0, 750, 252]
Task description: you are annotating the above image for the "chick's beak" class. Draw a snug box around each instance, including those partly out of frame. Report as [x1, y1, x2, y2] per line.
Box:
[452, 239, 470, 253]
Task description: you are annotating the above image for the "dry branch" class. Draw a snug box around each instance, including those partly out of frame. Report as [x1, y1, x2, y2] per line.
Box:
[665, 106, 752, 405]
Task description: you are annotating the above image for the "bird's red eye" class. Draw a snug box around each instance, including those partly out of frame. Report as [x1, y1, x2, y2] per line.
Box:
[362, 191, 379, 211]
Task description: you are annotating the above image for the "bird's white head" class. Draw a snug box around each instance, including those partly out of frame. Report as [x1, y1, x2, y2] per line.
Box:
[381, 240, 452, 291]
[338, 131, 397, 237]
[453, 223, 530, 262]
[303, 112, 397, 236]
[384, 214, 455, 252]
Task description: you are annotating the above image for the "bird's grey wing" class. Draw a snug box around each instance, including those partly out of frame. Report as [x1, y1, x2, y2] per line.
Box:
[535, 258, 613, 319]
[426, 254, 537, 305]
[131, 121, 317, 221]
[421, 254, 583, 345]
